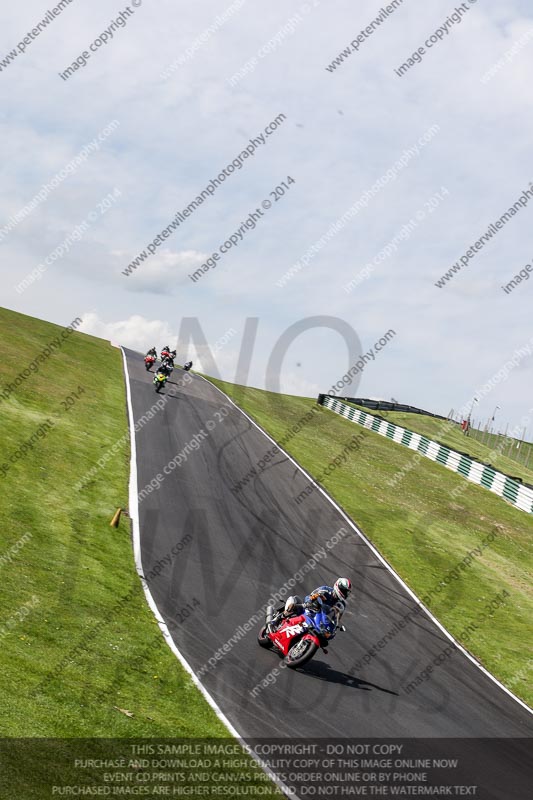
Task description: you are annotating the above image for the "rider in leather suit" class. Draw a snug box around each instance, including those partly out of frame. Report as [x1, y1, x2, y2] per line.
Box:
[282, 578, 351, 626]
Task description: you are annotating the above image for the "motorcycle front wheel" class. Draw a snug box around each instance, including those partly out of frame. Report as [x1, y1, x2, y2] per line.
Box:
[284, 638, 318, 669]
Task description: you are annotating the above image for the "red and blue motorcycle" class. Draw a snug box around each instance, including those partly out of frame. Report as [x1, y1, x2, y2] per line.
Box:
[257, 604, 340, 668]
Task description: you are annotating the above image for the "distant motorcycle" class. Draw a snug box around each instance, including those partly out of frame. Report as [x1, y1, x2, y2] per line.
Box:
[183, 361, 193, 371]
[161, 348, 171, 360]
[257, 604, 339, 668]
[153, 371, 168, 393]
[144, 354, 156, 371]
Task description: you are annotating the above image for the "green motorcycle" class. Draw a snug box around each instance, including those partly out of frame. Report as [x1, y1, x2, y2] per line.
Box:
[153, 371, 168, 393]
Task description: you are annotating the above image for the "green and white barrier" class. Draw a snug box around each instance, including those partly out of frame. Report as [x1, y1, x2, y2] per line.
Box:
[321, 396, 533, 515]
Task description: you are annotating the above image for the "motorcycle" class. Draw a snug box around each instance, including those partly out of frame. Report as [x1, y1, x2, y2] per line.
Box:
[153, 371, 168, 393]
[144, 354, 156, 371]
[161, 349, 171, 360]
[257, 604, 340, 668]
[183, 361, 193, 371]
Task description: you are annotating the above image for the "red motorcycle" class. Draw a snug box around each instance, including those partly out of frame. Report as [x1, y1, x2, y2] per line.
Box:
[257, 604, 339, 668]
[144, 354, 156, 371]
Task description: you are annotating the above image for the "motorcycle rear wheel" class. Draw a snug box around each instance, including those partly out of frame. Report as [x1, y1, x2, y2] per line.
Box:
[257, 626, 272, 648]
[284, 638, 318, 668]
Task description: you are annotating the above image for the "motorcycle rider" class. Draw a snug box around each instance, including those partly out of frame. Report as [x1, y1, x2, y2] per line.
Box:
[146, 347, 157, 357]
[156, 361, 172, 377]
[160, 355, 174, 371]
[283, 578, 351, 627]
[183, 360, 193, 371]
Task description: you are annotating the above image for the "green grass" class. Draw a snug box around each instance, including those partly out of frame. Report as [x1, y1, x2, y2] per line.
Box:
[0, 308, 284, 798]
[208, 378, 533, 707]
[347, 403, 533, 485]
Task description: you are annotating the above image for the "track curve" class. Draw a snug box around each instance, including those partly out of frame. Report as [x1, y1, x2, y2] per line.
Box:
[123, 349, 532, 792]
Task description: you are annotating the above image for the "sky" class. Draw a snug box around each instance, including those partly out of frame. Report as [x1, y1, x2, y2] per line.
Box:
[1, 0, 533, 436]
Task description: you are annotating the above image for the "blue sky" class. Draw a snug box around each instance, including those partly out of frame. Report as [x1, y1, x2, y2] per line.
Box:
[2, 0, 533, 436]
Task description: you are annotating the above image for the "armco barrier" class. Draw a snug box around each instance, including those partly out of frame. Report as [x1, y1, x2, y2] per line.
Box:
[336, 397, 450, 420]
[319, 395, 533, 515]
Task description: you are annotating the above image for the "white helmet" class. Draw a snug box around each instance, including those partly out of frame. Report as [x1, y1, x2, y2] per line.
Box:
[333, 578, 352, 602]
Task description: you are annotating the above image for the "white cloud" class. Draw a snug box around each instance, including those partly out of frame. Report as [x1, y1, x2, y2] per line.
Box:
[79, 313, 177, 352]
[78, 312, 243, 376]
[119, 249, 207, 293]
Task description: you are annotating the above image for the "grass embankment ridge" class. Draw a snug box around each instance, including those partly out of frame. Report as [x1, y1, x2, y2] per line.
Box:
[0, 308, 284, 799]
[208, 377, 533, 707]
[0, 307, 228, 740]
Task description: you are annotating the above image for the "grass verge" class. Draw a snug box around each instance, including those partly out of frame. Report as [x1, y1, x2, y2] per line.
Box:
[347, 403, 533, 485]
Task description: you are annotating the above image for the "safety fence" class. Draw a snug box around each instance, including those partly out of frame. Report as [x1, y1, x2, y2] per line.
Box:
[335, 396, 451, 420]
[318, 395, 533, 515]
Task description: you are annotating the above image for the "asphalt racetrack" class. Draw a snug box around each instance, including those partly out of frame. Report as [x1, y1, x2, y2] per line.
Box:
[123, 349, 532, 797]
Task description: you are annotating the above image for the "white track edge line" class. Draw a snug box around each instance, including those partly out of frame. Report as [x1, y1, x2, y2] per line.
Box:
[200, 375, 533, 718]
[119, 349, 296, 799]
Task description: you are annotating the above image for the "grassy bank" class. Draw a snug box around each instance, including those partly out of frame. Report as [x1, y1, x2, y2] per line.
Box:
[0, 307, 229, 739]
[0, 307, 284, 796]
[348, 403, 533, 485]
